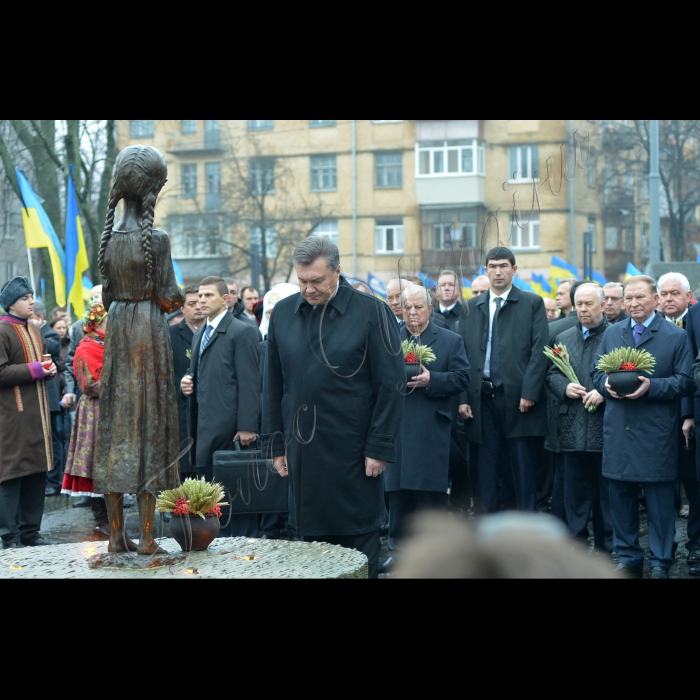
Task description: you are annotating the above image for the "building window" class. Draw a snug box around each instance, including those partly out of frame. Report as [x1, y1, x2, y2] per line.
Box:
[587, 152, 596, 188]
[312, 220, 339, 247]
[624, 227, 635, 253]
[372, 120, 403, 124]
[204, 120, 220, 149]
[310, 120, 336, 128]
[416, 139, 485, 177]
[510, 213, 540, 250]
[183, 233, 220, 258]
[375, 152, 403, 189]
[433, 222, 477, 250]
[375, 220, 404, 254]
[205, 163, 221, 210]
[311, 155, 337, 191]
[130, 120, 154, 138]
[248, 120, 274, 131]
[181, 164, 197, 199]
[249, 158, 275, 195]
[181, 120, 197, 135]
[6, 262, 18, 280]
[605, 226, 618, 250]
[250, 226, 277, 259]
[509, 145, 540, 182]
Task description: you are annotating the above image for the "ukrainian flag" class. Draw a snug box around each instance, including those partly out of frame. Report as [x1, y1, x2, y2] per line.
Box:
[551, 255, 580, 284]
[172, 258, 185, 289]
[513, 275, 535, 293]
[65, 165, 90, 317]
[624, 262, 644, 280]
[592, 270, 607, 286]
[16, 168, 66, 306]
[462, 277, 472, 301]
[418, 272, 437, 289]
[530, 273, 544, 297]
[82, 276, 93, 303]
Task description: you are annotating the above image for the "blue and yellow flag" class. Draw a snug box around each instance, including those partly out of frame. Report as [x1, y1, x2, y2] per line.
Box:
[16, 168, 66, 305]
[368, 272, 387, 299]
[551, 255, 580, 284]
[624, 262, 644, 281]
[65, 165, 90, 317]
[513, 275, 535, 293]
[462, 277, 472, 301]
[172, 258, 185, 289]
[592, 270, 607, 286]
[530, 273, 544, 297]
[418, 271, 437, 289]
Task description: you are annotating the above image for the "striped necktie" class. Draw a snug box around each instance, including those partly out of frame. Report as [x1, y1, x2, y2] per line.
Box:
[197, 325, 214, 402]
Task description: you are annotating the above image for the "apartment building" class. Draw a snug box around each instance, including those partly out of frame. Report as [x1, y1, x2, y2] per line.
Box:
[116, 119, 610, 288]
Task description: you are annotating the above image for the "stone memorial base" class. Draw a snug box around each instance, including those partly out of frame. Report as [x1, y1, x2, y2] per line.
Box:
[0, 537, 368, 579]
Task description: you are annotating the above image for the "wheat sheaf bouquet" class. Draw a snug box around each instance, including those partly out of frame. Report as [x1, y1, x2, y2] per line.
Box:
[544, 342, 597, 413]
[595, 347, 657, 374]
[402, 340, 436, 365]
[156, 477, 228, 519]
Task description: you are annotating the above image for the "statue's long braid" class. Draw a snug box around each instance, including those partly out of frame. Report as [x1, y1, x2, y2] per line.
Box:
[98, 192, 119, 294]
[141, 189, 157, 300]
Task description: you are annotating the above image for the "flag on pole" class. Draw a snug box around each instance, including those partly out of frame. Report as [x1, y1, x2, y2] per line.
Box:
[530, 273, 544, 297]
[592, 270, 607, 286]
[172, 258, 185, 288]
[16, 168, 66, 305]
[551, 255, 580, 284]
[624, 262, 644, 280]
[462, 277, 472, 301]
[513, 275, 535, 293]
[65, 165, 90, 317]
[368, 272, 387, 299]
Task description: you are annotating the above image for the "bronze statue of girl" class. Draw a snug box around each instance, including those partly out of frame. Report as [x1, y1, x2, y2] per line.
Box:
[93, 145, 184, 555]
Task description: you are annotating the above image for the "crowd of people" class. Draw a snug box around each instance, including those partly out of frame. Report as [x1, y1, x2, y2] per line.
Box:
[2, 235, 700, 579]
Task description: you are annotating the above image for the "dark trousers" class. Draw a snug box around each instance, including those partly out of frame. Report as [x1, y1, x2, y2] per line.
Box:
[388, 489, 449, 551]
[609, 479, 676, 570]
[45, 411, 65, 491]
[681, 475, 700, 551]
[564, 452, 612, 551]
[448, 428, 470, 510]
[0, 472, 47, 546]
[550, 452, 567, 523]
[305, 530, 381, 579]
[477, 392, 538, 513]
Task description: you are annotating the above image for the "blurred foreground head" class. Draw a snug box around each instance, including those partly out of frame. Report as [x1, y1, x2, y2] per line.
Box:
[394, 512, 620, 579]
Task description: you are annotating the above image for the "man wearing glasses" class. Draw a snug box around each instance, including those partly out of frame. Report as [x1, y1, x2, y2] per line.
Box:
[603, 283, 628, 324]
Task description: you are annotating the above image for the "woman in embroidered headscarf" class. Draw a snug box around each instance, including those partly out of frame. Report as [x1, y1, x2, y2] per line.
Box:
[61, 301, 110, 536]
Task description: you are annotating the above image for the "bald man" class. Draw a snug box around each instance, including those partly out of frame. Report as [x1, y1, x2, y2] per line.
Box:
[386, 278, 410, 323]
[544, 297, 559, 321]
[471, 276, 491, 297]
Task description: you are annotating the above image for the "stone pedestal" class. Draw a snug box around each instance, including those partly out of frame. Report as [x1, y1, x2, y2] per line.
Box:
[0, 537, 368, 579]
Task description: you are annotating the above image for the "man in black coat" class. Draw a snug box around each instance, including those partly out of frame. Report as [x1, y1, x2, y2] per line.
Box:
[224, 277, 260, 331]
[603, 283, 628, 325]
[263, 236, 404, 579]
[459, 246, 549, 513]
[545, 283, 612, 552]
[385, 285, 470, 549]
[181, 276, 261, 538]
[660, 272, 700, 575]
[169, 284, 205, 481]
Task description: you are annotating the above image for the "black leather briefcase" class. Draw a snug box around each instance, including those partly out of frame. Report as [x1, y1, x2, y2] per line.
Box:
[213, 441, 288, 514]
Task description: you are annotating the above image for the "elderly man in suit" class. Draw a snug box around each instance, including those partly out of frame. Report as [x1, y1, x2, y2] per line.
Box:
[169, 284, 205, 481]
[593, 275, 694, 579]
[181, 276, 261, 538]
[384, 285, 470, 561]
[459, 247, 549, 513]
[603, 283, 628, 325]
[663, 272, 700, 575]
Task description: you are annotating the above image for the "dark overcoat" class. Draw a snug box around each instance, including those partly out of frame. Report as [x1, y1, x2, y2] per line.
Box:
[459, 287, 549, 444]
[188, 312, 261, 474]
[40, 324, 61, 413]
[545, 317, 608, 453]
[592, 312, 694, 482]
[385, 322, 470, 493]
[262, 278, 405, 537]
[544, 313, 580, 452]
[169, 319, 195, 467]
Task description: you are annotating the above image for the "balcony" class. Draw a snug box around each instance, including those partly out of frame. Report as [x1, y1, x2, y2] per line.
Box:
[421, 247, 481, 279]
[416, 175, 485, 207]
[166, 132, 224, 156]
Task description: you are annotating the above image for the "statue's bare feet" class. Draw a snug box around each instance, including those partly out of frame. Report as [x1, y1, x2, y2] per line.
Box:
[137, 540, 168, 556]
[108, 537, 138, 553]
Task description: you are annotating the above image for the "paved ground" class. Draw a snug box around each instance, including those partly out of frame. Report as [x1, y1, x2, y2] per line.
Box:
[24, 495, 700, 579]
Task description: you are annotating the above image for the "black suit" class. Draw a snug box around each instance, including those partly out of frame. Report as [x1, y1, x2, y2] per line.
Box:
[459, 287, 549, 512]
[169, 319, 197, 478]
[188, 311, 261, 537]
[40, 324, 64, 491]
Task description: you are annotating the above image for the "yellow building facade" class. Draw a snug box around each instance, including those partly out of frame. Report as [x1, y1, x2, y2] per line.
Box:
[116, 119, 609, 290]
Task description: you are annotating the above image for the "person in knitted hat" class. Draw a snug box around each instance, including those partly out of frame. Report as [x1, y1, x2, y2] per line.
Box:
[0, 277, 57, 549]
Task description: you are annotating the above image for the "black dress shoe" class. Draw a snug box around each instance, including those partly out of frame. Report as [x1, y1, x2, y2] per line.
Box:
[378, 555, 396, 574]
[44, 487, 62, 497]
[687, 550, 700, 565]
[2, 542, 25, 550]
[650, 566, 669, 580]
[94, 524, 110, 537]
[21, 536, 51, 547]
[72, 496, 92, 508]
[614, 563, 643, 579]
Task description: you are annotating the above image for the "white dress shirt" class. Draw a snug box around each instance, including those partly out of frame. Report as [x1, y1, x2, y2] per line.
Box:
[484, 287, 512, 379]
[205, 308, 228, 332]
